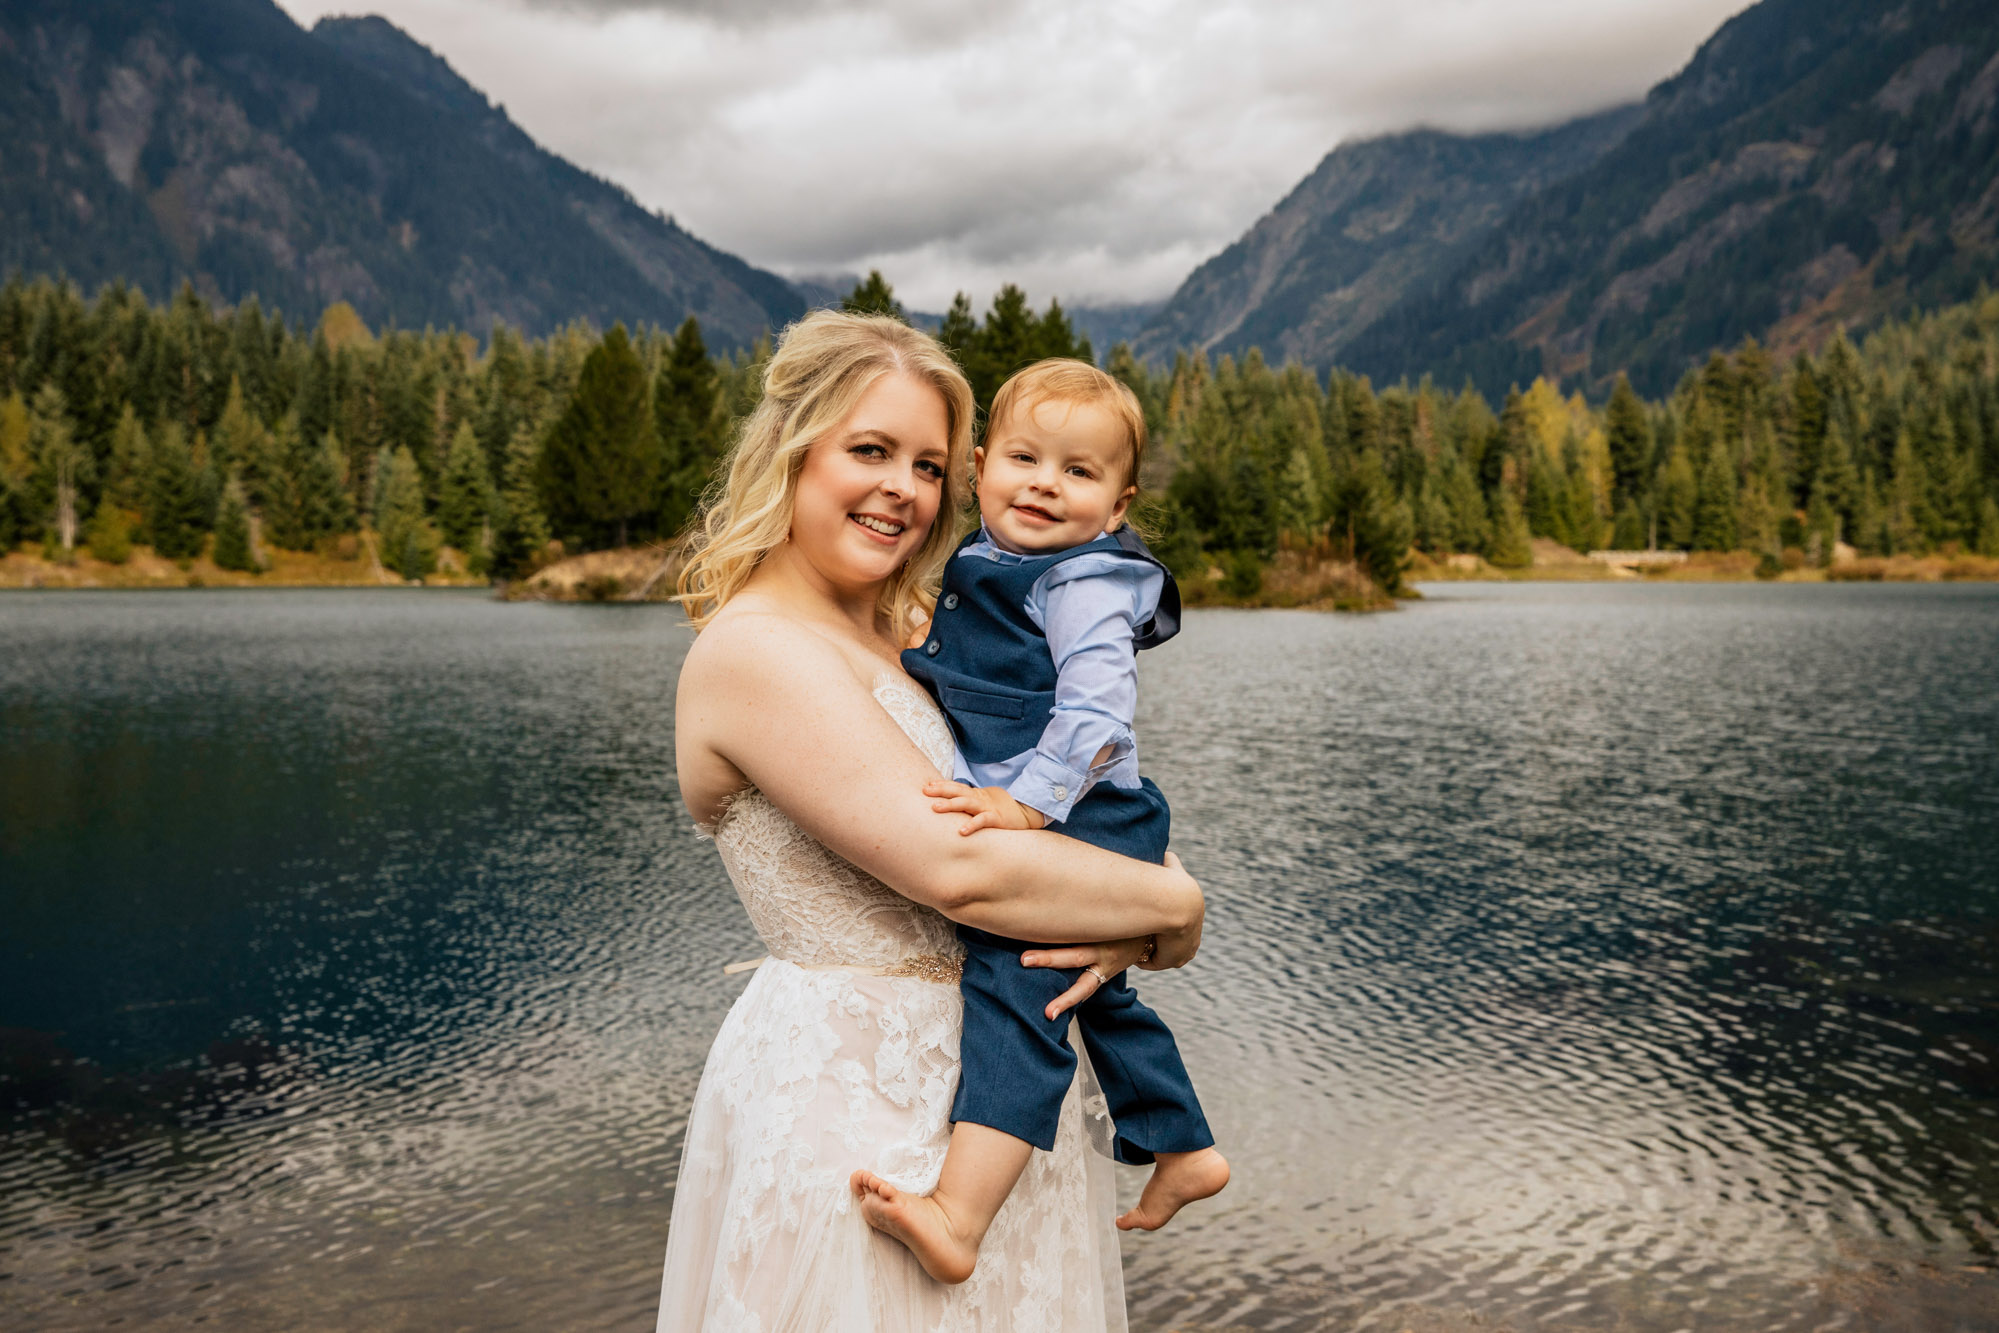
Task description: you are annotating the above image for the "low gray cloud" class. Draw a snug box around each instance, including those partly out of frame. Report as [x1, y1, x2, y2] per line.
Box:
[278, 0, 1751, 309]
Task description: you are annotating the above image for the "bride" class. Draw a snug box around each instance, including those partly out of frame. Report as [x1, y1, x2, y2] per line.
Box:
[657, 310, 1205, 1331]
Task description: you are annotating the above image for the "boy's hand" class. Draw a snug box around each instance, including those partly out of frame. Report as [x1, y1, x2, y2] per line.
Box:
[923, 779, 1048, 835]
[904, 613, 930, 651]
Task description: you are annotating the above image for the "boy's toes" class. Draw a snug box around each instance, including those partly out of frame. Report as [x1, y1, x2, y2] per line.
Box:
[850, 1169, 894, 1201]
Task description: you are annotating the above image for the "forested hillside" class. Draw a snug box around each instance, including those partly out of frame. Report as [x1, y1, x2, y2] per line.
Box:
[0, 0, 802, 345]
[4, 274, 1995, 599]
[0, 276, 1092, 583]
[1139, 0, 1999, 399]
[1118, 300, 1999, 596]
[1339, 0, 1999, 395]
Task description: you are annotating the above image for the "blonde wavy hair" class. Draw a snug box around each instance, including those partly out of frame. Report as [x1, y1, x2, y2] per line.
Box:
[675, 310, 977, 635]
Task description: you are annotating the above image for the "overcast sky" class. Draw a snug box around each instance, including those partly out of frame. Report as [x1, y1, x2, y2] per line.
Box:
[273, 0, 1751, 311]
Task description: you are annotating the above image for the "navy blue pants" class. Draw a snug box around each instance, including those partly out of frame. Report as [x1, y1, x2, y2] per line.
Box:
[950, 778, 1213, 1165]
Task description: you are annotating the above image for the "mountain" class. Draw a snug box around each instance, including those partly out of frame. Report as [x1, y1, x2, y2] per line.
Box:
[1346, 0, 1999, 396]
[1131, 108, 1641, 371]
[1067, 301, 1165, 358]
[1143, 0, 1999, 395]
[0, 0, 803, 344]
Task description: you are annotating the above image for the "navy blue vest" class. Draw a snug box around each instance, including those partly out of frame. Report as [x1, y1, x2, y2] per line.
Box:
[902, 527, 1180, 767]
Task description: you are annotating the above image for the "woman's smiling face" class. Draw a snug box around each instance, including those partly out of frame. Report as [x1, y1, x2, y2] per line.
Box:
[788, 369, 951, 595]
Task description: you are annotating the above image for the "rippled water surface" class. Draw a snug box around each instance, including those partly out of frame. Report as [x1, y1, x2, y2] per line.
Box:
[3, 584, 1996, 1331]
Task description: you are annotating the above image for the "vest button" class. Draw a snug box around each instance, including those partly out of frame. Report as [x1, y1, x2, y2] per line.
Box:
[925, 639, 940, 656]
[943, 593, 959, 610]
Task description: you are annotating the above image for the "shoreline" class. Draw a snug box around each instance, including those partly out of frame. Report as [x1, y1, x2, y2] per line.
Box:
[7, 541, 1996, 598]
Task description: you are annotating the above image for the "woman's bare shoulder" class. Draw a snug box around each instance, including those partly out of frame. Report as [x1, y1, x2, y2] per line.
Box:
[681, 600, 866, 697]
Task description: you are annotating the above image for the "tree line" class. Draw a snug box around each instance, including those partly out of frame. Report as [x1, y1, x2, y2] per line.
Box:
[1114, 289, 1999, 593]
[0, 274, 1090, 581]
[2, 273, 1996, 591]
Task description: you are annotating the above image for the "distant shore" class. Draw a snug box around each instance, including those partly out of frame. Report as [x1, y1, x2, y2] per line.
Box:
[1408, 539, 1999, 586]
[7, 538, 1996, 598]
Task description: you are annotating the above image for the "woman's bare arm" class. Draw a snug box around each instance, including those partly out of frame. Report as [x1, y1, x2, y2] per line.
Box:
[677, 611, 1202, 951]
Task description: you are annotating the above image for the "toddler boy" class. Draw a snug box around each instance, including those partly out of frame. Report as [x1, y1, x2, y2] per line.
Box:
[851, 359, 1228, 1282]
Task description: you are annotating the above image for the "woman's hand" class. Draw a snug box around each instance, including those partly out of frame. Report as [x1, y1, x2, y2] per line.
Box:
[1020, 936, 1157, 1021]
[1149, 850, 1203, 969]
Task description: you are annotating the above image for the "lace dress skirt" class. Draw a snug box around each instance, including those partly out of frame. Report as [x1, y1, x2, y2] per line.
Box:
[656, 957, 1128, 1332]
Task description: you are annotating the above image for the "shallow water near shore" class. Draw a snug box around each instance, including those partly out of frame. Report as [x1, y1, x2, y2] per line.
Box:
[2, 583, 1996, 1331]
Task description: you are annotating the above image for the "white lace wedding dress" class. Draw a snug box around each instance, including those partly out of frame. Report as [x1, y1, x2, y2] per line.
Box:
[656, 675, 1128, 1332]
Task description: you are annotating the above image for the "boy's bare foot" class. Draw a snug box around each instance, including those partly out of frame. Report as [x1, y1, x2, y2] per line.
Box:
[1116, 1147, 1230, 1231]
[850, 1169, 979, 1284]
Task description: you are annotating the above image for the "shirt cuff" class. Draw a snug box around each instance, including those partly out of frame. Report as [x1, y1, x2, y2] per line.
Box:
[1008, 752, 1094, 825]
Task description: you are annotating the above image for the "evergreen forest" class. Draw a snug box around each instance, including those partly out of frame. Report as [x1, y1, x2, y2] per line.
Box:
[4, 273, 1998, 596]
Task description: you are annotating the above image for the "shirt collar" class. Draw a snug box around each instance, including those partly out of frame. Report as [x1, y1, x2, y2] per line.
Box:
[962, 522, 1036, 564]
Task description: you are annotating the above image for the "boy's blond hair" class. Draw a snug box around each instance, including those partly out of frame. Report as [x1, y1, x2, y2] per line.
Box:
[987, 359, 1146, 489]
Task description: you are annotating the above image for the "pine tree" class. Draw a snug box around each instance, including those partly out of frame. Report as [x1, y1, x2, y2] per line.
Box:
[1328, 451, 1412, 592]
[1562, 461, 1601, 552]
[490, 422, 552, 580]
[1276, 445, 1320, 539]
[1975, 494, 1999, 559]
[106, 404, 151, 509]
[1442, 454, 1490, 552]
[212, 476, 259, 572]
[310, 429, 358, 537]
[539, 323, 657, 548]
[210, 375, 267, 478]
[259, 415, 308, 550]
[146, 422, 207, 559]
[1816, 414, 1860, 534]
[1213, 448, 1278, 557]
[1033, 298, 1091, 365]
[1487, 487, 1532, 568]
[1604, 373, 1651, 505]
[970, 285, 1038, 411]
[1887, 430, 1927, 553]
[1852, 470, 1887, 556]
[1789, 356, 1827, 505]
[374, 445, 437, 580]
[842, 271, 906, 322]
[85, 495, 131, 564]
[937, 293, 977, 362]
[1657, 451, 1697, 549]
[1524, 453, 1564, 542]
[437, 421, 494, 560]
[476, 323, 531, 480]
[655, 317, 724, 536]
[1736, 471, 1780, 555]
[1691, 444, 1737, 551]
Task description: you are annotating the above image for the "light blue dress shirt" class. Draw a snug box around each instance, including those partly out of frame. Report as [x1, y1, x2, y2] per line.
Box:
[949, 525, 1165, 824]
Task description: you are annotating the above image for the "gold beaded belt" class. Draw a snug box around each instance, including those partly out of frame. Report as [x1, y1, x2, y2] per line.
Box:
[722, 953, 962, 984]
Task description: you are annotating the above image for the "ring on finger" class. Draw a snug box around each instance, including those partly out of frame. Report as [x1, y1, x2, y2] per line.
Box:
[1085, 965, 1108, 984]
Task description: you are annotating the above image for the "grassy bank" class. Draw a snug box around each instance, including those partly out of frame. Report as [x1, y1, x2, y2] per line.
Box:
[1410, 540, 1999, 585]
[14, 537, 1993, 601]
[0, 533, 487, 589]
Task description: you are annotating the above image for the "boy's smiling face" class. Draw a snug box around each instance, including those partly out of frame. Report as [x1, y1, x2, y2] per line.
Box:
[975, 395, 1137, 554]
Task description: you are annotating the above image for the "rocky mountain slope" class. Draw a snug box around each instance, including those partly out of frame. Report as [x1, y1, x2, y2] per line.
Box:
[1131, 107, 1641, 370]
[0, 0, 802, 343]
[1340, 0, 1999, 395]
[1141, 0, 1999, 396]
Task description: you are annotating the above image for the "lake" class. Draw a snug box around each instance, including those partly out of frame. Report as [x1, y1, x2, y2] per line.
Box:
[2, 583, 1996, 1331]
